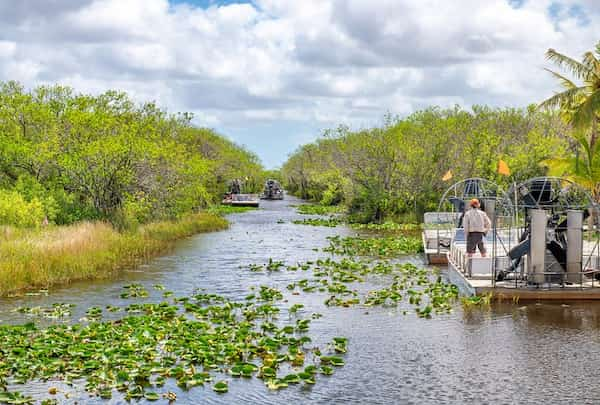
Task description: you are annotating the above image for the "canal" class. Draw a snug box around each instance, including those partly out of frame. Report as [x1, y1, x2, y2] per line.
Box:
[2, 197, 600, 404]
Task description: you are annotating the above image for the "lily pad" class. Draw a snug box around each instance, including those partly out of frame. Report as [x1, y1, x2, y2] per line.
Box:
[213, 381, 229, 393]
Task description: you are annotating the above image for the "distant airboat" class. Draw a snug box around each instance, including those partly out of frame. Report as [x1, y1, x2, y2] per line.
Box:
[261, 179, 284, 200]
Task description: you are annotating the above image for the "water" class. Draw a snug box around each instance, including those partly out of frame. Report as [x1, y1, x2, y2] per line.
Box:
[3, 197, 600, 404]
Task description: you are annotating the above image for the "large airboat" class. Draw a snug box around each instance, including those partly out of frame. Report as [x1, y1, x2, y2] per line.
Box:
[439, 177, 600, 300]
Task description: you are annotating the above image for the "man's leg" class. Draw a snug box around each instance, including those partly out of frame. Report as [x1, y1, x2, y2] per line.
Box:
[478, 235, 487, 257]
[466, 233, 474, 257]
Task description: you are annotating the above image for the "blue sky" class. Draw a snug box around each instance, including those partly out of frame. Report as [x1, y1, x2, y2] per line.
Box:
[0, 0, 598, 168]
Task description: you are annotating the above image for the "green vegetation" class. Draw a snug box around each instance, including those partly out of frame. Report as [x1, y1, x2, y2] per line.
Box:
[292, 217, 342, 227]
[208, 205, 259, 216]
[296, 204, 343, 215]
[0, 82, 268, 294]
[460, 293, 493, 309]
[350, 222, 421, 232]
[539, 42, 600, 199]
[250, 257, 457, 315]
[324, 235, 423, 257]
[0, 213, 228, 296]
[540, 43, 600, 131]
[0, 287, 344, 403]
[282, 107, 569, 222]
[0, 81, 263, 228]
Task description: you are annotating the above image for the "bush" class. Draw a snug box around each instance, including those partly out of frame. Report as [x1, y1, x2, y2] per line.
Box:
[0, 190, 45, 227]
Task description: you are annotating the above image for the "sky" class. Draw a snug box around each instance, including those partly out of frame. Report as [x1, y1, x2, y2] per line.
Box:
[0, 0, 598, 168]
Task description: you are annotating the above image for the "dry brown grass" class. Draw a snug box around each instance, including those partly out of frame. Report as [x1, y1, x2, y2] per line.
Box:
[0, 212, 228, 296]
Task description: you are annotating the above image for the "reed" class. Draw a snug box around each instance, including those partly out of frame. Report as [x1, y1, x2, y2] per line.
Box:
[0, 212, 228, 296]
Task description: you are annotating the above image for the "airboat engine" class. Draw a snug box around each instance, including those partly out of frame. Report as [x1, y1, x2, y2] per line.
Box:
[499, 177, 595, 286]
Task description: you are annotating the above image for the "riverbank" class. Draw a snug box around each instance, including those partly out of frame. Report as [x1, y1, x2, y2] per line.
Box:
[0, 212, 229, 296]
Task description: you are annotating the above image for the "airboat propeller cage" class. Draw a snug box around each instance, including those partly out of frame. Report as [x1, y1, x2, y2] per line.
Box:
[422, 178, 504, 265]
[437, 177, 503, 223]
[529, 209, 584, 284]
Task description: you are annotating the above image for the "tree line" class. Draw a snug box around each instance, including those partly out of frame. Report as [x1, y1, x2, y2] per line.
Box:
[282, 106, 570, 222]
[0, 81, 263, 228]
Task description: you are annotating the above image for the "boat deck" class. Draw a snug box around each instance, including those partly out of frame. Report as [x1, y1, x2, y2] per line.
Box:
[447, 261, 600, 300]
[446, 228, 600, 300]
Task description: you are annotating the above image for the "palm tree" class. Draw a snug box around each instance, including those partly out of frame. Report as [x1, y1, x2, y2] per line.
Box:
[542, 131, 600, 200]
[540, 42, 600, 200]
[540, 42, 600, 137]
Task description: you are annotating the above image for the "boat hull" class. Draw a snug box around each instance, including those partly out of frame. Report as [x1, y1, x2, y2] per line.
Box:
[447, 253, 600, 300]
[230, 201, 260, 207]
[222, 194, 260, 207]
[425, 252, 449, 265]
[422, 231, 449, 265]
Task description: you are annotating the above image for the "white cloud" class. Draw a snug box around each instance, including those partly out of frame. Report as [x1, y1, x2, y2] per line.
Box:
[0, 0, 598, 167]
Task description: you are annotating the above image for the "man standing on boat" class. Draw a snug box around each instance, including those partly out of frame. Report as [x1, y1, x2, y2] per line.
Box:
[463, 198, 491, 257]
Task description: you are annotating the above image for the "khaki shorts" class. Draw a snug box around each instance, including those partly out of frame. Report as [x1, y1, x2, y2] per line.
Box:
[467, 232, 486, 254]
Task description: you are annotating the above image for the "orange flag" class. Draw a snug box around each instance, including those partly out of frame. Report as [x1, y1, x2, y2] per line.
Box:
[442, 170, 453, 181]
[498, 159, 511, 176]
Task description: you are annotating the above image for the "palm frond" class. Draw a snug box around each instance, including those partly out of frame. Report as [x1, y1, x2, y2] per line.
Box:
[571, 90, 600, 128]
[544, 68, 577, 89]
[541, 157, 576, 176]
[538, 86, 586, 111]
[546, 48, 592, 80]
[582, 51, 600, 81]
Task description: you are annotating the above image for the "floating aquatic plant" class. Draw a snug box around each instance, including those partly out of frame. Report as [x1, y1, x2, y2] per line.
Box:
[324, 235, 423, 257]
[0, 287, 346, 402]
[296, 205, 343, 215]
[460, 293, 493, 309]
[292, 218, 341, 227]
[251, 257, 458, 315]
[350, 222, 421, 232]
[120, 283, 149, 298]
[15, 303, 74, 320]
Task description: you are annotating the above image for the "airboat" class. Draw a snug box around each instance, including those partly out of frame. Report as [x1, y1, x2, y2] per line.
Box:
[446, 177, 600, 300]
[221, 193, 260, 207]
[222, 179, 260, 207]
[423, 178, 502, 264]
[261, 179, 284, 200]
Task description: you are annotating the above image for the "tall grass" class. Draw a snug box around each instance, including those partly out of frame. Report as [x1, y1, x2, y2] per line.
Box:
[0, 212, 228, 296]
